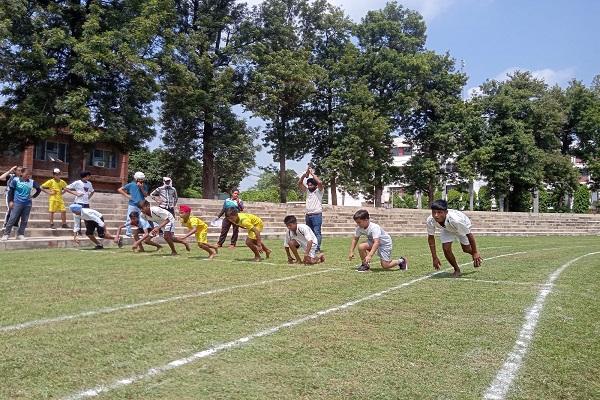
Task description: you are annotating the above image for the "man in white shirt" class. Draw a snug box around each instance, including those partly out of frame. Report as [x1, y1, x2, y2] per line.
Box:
[66, 171, 95, 207]
[349, 209, 408, 272]
[283, 215, 325, 265]
[298, 165, 324, 252]
[135, 200, 189, 255]
[69, 203, 114, 249]
[426, 199, 482, 277]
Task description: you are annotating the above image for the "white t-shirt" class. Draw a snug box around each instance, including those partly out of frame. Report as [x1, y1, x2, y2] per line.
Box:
[73, 208, 104, 232]
[143, 206, 175, 225]
[284, 223, 318, 249]
[426, 209, 472, 236]
[67, 179, 94, 204]
[305, 188, 323, 214]
[354, 222, 392, 249]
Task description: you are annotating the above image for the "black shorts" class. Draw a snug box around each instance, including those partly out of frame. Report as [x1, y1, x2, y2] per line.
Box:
[85, 217, 105, 237]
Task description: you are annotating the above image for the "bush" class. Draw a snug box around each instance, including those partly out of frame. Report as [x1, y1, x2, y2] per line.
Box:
[392, 193, 416, 208]
[182, 187, 202, 198]
[476, 186, 492, 211]
[447, 189, 466, 210]
[572, 185, 590, 213]
[240, 188, 303, 203]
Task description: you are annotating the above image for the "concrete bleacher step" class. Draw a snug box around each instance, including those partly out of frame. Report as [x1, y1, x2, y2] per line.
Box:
[2, 191, 600, 250]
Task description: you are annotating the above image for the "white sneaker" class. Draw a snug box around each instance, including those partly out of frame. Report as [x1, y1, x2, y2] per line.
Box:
[16, 235, 25, 240]
[1, 235, 8, 241]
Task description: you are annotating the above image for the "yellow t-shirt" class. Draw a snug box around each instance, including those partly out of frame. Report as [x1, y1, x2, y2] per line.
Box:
[182, 216, 208, 243]
[41, 178, 67, 201]
[236, 213, 263, 231]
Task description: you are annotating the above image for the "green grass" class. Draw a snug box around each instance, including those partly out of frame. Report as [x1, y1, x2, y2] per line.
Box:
[0, 236, 599, 399]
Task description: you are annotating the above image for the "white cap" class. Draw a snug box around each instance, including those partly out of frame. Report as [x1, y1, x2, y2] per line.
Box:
[163, 176, 171, 182]
[133, 171, 145, 180]
[53, 168, 61, 174]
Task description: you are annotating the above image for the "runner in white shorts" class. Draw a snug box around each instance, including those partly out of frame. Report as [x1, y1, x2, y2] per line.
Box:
[283, 215, 324, 264]
[349, 209, 408, 272]
[426, 199, 482, 277]
[136, 200, 189, 256]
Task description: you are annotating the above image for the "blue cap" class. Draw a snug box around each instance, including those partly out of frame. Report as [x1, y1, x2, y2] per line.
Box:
[69, 204, 83, 213]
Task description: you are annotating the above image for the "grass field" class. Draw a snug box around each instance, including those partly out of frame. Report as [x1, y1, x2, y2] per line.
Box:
[1, 236, 599, 400]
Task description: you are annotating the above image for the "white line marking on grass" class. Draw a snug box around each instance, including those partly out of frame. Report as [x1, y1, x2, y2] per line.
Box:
[483, 251, 600, 400]
[453, 278, 550, 287]
[0, 268, 342, 333]
[62, 252, 525, 400]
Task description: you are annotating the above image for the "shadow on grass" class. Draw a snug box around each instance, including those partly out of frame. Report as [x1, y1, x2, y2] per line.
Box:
[430, 270, 478, 279]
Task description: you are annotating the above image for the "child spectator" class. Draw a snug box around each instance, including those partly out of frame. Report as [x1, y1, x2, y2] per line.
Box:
[41, 168, 70, 229]
[117, 171, 149, 237]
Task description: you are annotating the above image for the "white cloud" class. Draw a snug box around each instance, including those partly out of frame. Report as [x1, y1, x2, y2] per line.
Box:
[494, 66, 576, 87]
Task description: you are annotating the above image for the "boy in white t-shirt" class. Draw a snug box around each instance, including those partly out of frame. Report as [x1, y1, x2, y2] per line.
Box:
[348, 209, 408, 272]
[283, 215, 325, 265]
[426, 199, 482, 277]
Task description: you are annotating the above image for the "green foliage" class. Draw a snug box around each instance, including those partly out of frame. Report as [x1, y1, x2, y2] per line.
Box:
[446, 189, 467, 210]
[392, 193, 416, 209]
[0, 0, 165, 149]
[538, 187, 550, 213]
[476, 186, 492, 211]
[128, 149, 201, 196]
[572, 185, 590, 213]
[471, 71, 582, 211]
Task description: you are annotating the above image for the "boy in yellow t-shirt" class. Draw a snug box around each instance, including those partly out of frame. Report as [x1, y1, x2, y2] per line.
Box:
[41, 168, 72, 229]
[225, 208, 271, 261]
[178, 205, 219, 259]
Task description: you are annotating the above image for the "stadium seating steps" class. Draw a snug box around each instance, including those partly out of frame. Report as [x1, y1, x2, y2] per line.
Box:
[1, 191, 599, 250]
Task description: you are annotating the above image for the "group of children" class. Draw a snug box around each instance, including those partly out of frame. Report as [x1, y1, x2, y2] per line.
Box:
[68, 193, 481, 277]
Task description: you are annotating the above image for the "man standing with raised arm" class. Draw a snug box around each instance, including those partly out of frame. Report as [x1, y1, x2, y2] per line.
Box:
[298, 165, 324, 253]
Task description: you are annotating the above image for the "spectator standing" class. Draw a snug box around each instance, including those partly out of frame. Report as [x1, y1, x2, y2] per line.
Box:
[66, 171, 95, 208]
[41, 168, 70, 229]
[1, 168, 51, 240]
[216, 189, 244, 248]
[298, 165, 324, 252]
[151, 177, 178, 216]
[117, 171, 150, 236]
[0, 165, 23, 235]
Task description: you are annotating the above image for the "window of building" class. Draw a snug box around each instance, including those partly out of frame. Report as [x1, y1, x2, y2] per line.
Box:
[89, 148, 117, 169]
[403, 146, 413, 156]
[34, 141, 69, 162]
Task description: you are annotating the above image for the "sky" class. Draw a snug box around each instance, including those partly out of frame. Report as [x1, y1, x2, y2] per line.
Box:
[219, 0, 600, 189]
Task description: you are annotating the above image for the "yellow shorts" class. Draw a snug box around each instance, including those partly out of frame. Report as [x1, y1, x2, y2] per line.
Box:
[195, 229, 208, 244]
[49, 199, 66, 213]
[246, 223, 263, 240]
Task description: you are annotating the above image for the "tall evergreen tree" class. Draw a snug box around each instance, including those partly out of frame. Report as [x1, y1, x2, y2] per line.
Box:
[0, 0, 168, 180]
[160, 0, 257, 199]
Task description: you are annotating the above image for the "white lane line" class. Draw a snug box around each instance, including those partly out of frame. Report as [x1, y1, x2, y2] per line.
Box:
[483, 251, 600, 400]
[0, 268, 342, 333]
[62, 252, 525, 400]
[452, 278, 550, 287]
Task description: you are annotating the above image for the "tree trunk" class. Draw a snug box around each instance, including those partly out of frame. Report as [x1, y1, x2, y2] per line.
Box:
[469, 180, 474, 211]
[533, 189, 539, 213]
[374, 185, 383, 208]
[202, 116, 216, 199]
[499, 195, 505, 212]
[279, 153, 287, 203]
[427, 182, 434, 207]
[329, 173, 338, 206]
[69, 141, 84, 183]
